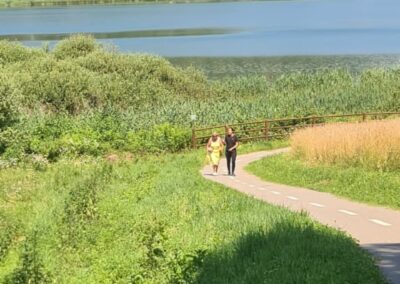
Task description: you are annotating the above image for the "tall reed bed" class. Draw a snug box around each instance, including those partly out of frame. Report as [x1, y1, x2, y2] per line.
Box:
[291, 119, 400, 171]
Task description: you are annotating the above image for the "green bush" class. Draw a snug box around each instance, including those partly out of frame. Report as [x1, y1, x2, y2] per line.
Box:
[0, 72, 20, 129]
[0, 210, 18, 262]
[126, 124, 191, 153]
[0, 41, 43, 65]
[53, 34, 100, 60]
[5, 230, 51, 284]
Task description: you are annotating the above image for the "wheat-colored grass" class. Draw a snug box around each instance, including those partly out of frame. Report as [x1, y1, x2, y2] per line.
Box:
[291, 119, 400, 171]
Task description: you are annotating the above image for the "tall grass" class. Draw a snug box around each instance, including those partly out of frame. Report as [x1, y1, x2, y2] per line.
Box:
[0, 144, 385, 283]
[291, 119, 400, 171]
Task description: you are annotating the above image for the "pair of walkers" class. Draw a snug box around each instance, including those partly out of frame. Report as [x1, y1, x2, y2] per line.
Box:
[206, 127, 239, 176]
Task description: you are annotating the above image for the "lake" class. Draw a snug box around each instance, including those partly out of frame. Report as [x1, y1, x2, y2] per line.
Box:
[1, 0, 400, 57]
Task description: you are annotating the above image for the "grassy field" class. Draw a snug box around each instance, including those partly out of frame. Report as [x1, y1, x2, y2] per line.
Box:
[0, 141, 385, 283]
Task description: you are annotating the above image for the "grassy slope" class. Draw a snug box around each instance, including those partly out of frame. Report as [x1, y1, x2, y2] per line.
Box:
[0, 142, 385, 283]
[246, 153, 400, 210]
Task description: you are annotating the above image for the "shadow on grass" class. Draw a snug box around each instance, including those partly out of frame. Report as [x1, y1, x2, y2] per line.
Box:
[194, 220, 385, 284]
[363, 243, 400, 284]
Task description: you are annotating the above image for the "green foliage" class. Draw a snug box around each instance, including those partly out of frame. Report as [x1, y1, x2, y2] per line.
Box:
[0, 211, 18, 262]
[53, 34, 99, 59]
[61, 165, 112, 247]
[0, 72, 20, 129]
[4, 230, 51, 284]
[127, 124, 191, 153]
[0, 36, 399, 162]
[0, 41, 43, 65]
[0, 147, 385, 283]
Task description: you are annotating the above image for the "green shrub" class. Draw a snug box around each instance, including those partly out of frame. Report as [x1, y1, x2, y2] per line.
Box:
[0, 210, 18, 261]
[53, 35, 100, 60]
[5, 230, 51, 284]
[61, 164, 112, 247]
[0, 41, 43, 65]
[0, 72, 20, 129]
[126, 124, 191, 153]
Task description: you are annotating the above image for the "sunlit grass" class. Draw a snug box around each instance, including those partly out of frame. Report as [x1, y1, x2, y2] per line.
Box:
[0, 142, 385, 283]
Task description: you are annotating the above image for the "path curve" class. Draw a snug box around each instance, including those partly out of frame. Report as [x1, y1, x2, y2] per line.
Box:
[202, 148, 400, 284]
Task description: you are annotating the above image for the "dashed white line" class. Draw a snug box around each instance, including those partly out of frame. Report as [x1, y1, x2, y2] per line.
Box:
[258, 187, 267, 191]
[338, 209, 357, 216]
[310, 202, 325, 208]
[369, 219, 391, 227]
[287, 196, 298, 200]
[249, 184, 255, 188]
[271, 191, 281, 195]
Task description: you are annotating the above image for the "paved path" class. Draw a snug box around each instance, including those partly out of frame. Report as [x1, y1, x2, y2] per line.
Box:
[202, 148, 400, 284]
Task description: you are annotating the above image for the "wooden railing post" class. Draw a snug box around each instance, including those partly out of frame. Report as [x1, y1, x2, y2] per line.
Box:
[264, 120, 269, 141]
[191, 128, 196, 148]
[311, 115, 316, 127]
[362, 113, 366, 121]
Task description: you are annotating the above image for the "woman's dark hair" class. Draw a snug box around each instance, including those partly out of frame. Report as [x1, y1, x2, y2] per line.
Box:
[228, 127, 234, 132]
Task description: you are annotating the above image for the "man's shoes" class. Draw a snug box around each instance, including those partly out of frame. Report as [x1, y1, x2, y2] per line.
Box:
[231, 173, 236, 176]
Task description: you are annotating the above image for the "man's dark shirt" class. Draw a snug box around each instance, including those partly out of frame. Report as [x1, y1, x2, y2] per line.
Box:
[225, 134, 238, 152]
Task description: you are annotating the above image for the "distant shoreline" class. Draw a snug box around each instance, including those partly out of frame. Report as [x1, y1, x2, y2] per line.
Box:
[0, 0, 287, 9]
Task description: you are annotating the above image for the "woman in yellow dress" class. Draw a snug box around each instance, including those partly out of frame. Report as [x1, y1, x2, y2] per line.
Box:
[206, 132, 224, 176]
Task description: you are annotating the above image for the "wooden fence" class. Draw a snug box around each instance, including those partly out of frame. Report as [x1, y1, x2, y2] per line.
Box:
[191, 111, 400, 148]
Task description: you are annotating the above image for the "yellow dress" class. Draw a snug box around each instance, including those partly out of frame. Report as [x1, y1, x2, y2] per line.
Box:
[209, 139, 222, 166]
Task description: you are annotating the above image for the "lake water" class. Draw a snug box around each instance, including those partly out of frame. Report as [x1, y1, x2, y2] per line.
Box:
[1, 0, 400, 56]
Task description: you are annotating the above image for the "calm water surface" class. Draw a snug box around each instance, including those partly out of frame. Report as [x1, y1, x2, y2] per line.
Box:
[1, 0, 400, 56]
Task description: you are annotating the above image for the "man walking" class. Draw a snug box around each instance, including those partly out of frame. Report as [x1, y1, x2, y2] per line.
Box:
[224, 127, 239, 176]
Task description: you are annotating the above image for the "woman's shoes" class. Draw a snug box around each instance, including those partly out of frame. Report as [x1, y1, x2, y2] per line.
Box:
[212, 172, 218, 176]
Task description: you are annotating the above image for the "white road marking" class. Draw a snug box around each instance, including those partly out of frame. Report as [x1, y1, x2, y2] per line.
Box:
[310, 202, 325, 208]
[258, 187, 267, 191]
[271, 191, 281, 195]
[338, 209, 357, 216]
[249, 184, 255, 188]
[369, 219, 391, 227]
[287, 196, 298, 200]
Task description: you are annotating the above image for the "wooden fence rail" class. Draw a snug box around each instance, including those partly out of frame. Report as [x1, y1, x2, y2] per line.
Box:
[191, 111, 400, 148]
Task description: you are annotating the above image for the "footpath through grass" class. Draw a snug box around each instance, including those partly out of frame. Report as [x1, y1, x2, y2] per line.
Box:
[247, 153, 400, 210]
[0, 142, 385, 283]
